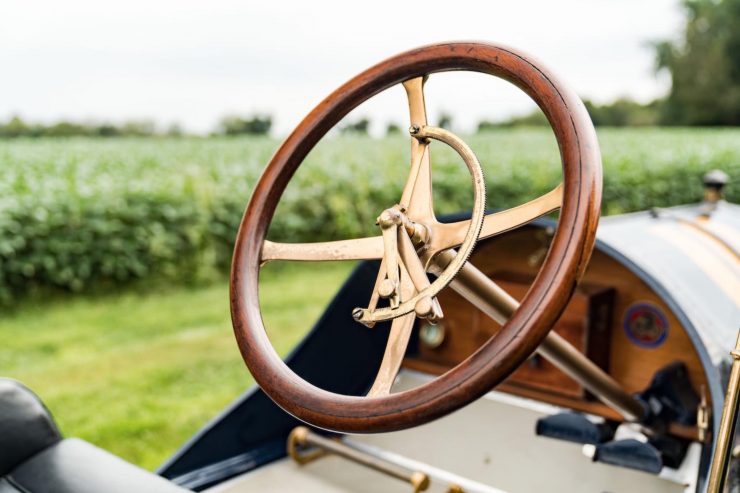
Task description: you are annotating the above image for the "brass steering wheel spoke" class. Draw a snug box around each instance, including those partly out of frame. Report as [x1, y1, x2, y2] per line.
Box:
[367, 264, 417, 397]
[367, 312, 416, 396]
[427, 184, 564, 257]
[260, 237, 384, 263]
[400, 76, 435, 223]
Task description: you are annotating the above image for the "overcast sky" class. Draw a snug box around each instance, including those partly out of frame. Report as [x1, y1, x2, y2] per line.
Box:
[0, 0, 684, 135]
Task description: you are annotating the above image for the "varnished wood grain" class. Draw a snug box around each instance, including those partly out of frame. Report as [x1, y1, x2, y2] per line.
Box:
[417, 275, 614, 399]
[405, 227, 709, 438]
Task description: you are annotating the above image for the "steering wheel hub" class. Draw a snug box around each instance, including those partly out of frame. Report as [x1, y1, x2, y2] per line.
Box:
[352, 125, 486, 327]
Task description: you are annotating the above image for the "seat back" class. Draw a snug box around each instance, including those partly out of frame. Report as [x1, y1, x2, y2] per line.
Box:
[0, 379, 61, 476]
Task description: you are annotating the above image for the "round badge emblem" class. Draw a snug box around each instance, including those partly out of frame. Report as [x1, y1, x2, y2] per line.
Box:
[623, 303, 668, 348]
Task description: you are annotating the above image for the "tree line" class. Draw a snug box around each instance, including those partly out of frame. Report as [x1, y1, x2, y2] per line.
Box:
[0, 114, 273, 139]
[477, 99, 663, 131]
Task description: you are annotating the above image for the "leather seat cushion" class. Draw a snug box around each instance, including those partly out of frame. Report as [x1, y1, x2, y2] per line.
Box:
[0, 378, 189, 492]
[2, 438, 189, 493]
[0, 379, 61, 476]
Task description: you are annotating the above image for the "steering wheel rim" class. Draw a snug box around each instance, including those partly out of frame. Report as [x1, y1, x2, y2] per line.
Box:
[231, 41, 602, 433]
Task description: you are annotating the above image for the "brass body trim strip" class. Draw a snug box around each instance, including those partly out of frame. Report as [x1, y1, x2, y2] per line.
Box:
[706, 330, 740, 492]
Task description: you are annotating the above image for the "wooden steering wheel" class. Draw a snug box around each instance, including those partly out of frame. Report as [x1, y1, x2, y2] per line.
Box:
[231, 42, 602, 433]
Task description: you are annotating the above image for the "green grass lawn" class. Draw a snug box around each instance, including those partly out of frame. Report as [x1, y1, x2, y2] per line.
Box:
[0, 261, 354, 470]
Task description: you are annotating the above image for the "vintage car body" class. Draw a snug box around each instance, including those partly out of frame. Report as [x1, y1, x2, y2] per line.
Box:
[152, 192, 738, 492]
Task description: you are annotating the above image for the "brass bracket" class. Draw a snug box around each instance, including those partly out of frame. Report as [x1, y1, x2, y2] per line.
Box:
[698, 386, 710, 442]
[707, 329, 740, 492]
[286, 426, 328, 465]
[353, 125, 485, 326]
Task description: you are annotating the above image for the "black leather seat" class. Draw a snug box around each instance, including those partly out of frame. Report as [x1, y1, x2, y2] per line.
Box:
[0, 378, 190, 493]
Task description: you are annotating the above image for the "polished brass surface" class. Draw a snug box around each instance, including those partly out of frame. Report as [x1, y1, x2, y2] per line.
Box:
[536, 328, 646, 422]
[261, 237, 383, 263]
[378, 207, 404, 308]
[353, 125, 486, 325]
[400, 77, 434, 222]
[287, 426, 430, 492]
[703, 169, 729, 205]
[705, 189, 722, 204]
[286, 426, 327, 465]
[368, 270, 417, 396]
[707, 330, 740, 493]
[261, 182, 561, 265]
[430, 250, 647, 423]
[261, 183, 561, 265]
[428, 184, 563, 259]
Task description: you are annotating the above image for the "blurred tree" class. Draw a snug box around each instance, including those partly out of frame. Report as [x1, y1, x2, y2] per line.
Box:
[340, 118, 370, 134]
[437, 112, 453, 130]
[0, 116, 30, 137]
[45, 121, 90, 137]
[477, 120, 500, 132]
[0, 117, 172, 138]
[477, 98, 660, 130]
[219, 115, 272, 136]
[121, 120, 156, 137]
[477, 110, 548, 131]
[166, 123, 184, 137]
[655, 0, 740, 125]
[583, 99, 660, 126]
[95, 124, 120, 137]
[386, 122, 401, 135]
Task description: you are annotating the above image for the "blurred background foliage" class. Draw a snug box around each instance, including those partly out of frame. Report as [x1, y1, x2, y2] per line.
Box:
[655, 0, 740, 125]
[1, 128, 739, 304]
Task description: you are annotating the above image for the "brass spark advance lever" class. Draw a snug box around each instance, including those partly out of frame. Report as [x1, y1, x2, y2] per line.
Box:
[352, 125, 486, 328]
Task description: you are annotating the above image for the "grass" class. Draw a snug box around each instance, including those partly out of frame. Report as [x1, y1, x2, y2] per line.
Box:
[0, 261, 354, 470]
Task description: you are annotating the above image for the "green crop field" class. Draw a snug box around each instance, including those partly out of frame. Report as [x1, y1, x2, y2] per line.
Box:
[2, 127, 740, 301]
[2, 127, 740, 470]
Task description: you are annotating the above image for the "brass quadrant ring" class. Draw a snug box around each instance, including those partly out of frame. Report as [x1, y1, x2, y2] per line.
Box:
[353, 125, 486, 326]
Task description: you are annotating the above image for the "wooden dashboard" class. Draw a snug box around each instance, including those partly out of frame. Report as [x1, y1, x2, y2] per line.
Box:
[403, 226, 709, 437]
